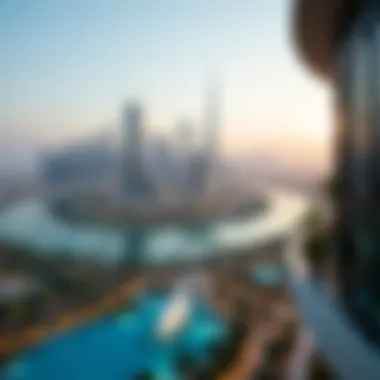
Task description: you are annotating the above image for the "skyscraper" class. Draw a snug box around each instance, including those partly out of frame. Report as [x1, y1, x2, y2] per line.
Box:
[200, 79, 221, 193]
[121, 102, 153, 200]
[204, 80, 220, 162]
[187, 150, 208, 199]
[174, 120, 195, 194]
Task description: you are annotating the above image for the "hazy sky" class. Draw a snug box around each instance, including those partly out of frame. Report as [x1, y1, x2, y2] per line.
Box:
[0, 0, 332, 175]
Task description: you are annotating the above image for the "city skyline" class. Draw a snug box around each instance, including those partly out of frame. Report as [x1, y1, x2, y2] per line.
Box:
[0, 0, 331, 177]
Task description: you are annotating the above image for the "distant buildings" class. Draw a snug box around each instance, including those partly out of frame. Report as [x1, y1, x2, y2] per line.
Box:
[149, 134, 176, 188]
[202, 80, 220, 188]
[173, 120, 195, 195]
[121, 102, 154, 200]
[187, 151, 208, 199]
[40, 139, 115, 185]
[40, 83, 221, 205]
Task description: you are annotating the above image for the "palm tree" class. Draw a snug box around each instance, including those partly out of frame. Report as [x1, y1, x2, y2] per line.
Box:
[133, 371, 154, 380]
[206, 337, 225, 356]
[303, 209, 331, 277]
[253, 354, 277, 380]
[177, 353, 197, 378]
[276, 322, 298, 354]
[309, 352, 335, 380]
[322, 175, 340, 200]
[258, 338, 290, 379]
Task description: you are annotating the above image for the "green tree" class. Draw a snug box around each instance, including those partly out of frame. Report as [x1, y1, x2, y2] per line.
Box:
[322, 175, 340, 200]
[177, 354, 197, 378]
[133, 371, 153, 380]
[303, 210, 331, 274]
[309, 352, 335, 380]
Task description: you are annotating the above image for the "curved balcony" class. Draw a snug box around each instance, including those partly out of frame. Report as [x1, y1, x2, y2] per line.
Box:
[284, 228, 380, 380]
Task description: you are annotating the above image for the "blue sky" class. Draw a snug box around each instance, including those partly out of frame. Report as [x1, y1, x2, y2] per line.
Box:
[0, 0, 331, 174]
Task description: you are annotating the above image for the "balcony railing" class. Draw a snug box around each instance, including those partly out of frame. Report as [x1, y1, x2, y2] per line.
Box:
[284, 229, 380, 380]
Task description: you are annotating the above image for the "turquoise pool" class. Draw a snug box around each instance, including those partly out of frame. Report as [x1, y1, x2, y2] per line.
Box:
[2, 292, 227, 380]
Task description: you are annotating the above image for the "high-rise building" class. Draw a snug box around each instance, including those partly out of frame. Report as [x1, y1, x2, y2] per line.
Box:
[204, 80, 220, 156]
[121, 102, 153, 199]
[187, 151, 208, 199]
[149, 134, 174, 184]
[202, 80, 221, 191]
[174, 120, 195, 195]
[288, 1, 380, 379]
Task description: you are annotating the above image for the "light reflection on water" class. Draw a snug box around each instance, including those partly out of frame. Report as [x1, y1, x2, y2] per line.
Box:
[0, 192, 307, 262]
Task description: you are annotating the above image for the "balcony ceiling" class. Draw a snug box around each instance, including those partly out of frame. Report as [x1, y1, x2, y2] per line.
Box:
[293, 0, 345, 78]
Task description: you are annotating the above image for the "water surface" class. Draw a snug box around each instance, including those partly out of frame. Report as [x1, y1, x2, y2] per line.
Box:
[2, 292, 226, 380]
